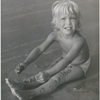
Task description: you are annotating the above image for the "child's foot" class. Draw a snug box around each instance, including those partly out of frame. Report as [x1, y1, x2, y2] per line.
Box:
[14, 89, 34, 100]
[5, 78, 24, 89]
[5, 77, 42, 90]
[5, 78, 35, 100]
[23, 76, 43, 89]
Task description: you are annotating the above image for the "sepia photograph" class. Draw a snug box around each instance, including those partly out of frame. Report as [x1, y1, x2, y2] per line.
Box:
[1, 0, 99, 100]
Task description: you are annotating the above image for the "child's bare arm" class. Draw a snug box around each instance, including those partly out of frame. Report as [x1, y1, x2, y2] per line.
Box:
[48, 56, 63, 69]
[15, 32, 56, 74]
[24, 32, 56, 65]
[46, 38, 84, 77]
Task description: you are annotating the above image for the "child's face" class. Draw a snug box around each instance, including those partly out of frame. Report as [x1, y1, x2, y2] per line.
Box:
[58, 13, 78, 36]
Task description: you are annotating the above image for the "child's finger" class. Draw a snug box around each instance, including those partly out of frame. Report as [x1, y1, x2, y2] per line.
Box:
[36, 78, 44, 83]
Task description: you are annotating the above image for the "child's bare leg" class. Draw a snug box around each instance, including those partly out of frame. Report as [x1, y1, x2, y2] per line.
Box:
[62, 65, 84, 82]
[5, 65, 84, 100]
[5, 76, 63, 100]
[33, 65, 84, 95]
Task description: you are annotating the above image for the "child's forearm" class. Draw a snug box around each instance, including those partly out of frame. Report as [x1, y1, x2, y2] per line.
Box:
[46, 58, 70, 77]
[23, 47, 42, 66]
[48, 56, 63, 69]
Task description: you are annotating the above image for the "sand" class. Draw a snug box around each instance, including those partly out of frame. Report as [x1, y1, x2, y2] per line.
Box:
[1, 0, 99, 100]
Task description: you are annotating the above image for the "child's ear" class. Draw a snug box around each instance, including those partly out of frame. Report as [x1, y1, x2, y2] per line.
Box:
[76, 24, 81, 32]
[53, 28, 60, 31]
[56, 23, 60, 29]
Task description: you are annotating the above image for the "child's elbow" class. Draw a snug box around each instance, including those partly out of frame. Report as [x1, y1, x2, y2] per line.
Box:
[37, 46, 44, 54]
[35, 46, 42, 54]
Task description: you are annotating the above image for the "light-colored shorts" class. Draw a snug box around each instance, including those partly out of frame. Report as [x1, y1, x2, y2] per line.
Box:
[79, 57, 91, 76]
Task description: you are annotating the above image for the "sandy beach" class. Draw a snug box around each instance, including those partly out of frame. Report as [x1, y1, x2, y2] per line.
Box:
[1, 0, 99, 100]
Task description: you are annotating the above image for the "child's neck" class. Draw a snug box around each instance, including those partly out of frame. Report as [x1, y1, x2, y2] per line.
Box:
[61, 31, 76, 39]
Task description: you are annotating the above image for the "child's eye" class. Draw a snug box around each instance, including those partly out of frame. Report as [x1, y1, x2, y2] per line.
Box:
[71, 17, 75, 19]
[61, 18, 65, 20]
[71, 17, 76, 20]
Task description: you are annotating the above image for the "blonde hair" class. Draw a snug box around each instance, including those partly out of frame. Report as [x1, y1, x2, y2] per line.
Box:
[51, 0, 82, 31]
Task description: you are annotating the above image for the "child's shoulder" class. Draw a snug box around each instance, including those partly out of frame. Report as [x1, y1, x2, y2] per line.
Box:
[74, 32, 86, 42]
[72, 32, 87, 47]
[49, 31, 59, 40]
[50, 30, 59, 35]
[51, 30, 63, 38]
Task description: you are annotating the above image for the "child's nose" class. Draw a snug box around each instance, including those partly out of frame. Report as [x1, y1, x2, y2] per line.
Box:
[65, 19, 71, 25]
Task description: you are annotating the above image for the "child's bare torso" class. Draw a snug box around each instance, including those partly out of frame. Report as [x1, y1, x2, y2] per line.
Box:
[55, 31, 89, 65]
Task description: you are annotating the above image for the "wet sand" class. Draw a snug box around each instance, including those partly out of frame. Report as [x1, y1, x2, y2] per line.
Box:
[1, 0, 99, 100]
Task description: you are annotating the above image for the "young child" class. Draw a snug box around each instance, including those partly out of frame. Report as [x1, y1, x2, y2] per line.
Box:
[5, 0, 90, 100]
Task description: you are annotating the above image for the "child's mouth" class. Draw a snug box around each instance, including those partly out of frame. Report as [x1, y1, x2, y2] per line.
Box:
[64, 27, 72, 30]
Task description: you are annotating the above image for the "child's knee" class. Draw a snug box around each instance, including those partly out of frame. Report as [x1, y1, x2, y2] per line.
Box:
[50, 75, 60, 86]
[51, 73, 65, 86]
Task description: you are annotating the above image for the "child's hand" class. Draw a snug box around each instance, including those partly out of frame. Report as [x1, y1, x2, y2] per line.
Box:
[15, 63, 26, 74]
[35, 72, 44, 83]
[35, 71, 50, 83]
